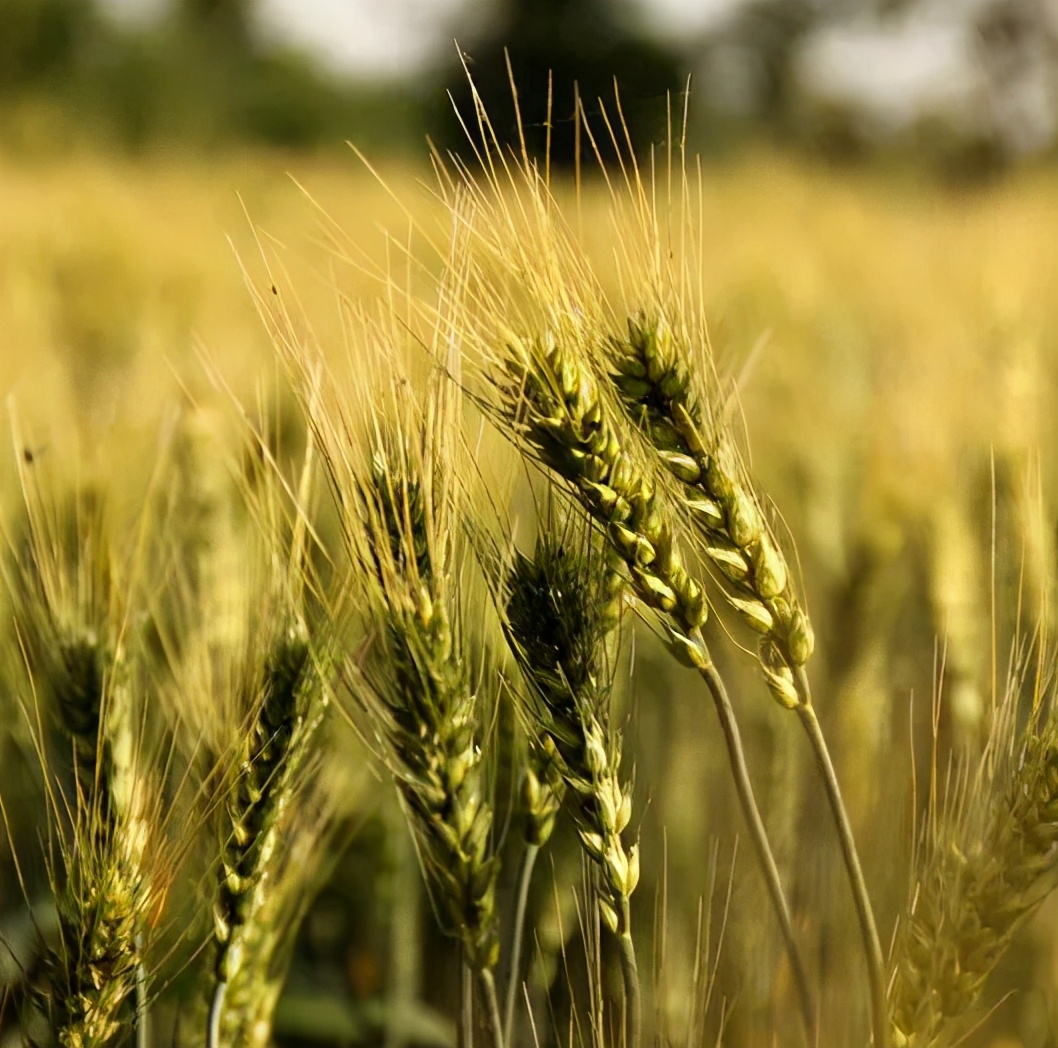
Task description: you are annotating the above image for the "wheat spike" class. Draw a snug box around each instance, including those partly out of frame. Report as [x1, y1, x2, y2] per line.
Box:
[6, 472, 153, 1048]
[504, 528, 640, 1043]
[891, 688, 1058, 1047]
[607, 310, 887, 1048]
[608, 313, 813, 704]
[478, 326, 816, 1041]
[209, 618, 328, 1047]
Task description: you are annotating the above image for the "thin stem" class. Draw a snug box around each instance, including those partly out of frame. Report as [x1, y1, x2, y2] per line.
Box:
[387, 810, 421, 1048]
[134, 938, 149, 1048]
[504, 842, 540, 1047]
[794, 669, 888, 1048]
[478, 968, 506, 1048]
[616, 898, 641, 1048]
[207, 979, 226, 1048]
[463, 964, 474, 1048]
[693, 639, 816, 1045]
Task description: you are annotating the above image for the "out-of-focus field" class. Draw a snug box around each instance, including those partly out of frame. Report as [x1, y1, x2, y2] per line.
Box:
[2, 150, 1058, 1045]
[3, 151, 1054, 508]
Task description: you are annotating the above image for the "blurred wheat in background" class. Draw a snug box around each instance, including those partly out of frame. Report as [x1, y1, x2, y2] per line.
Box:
[2, 1, 1058, 1047]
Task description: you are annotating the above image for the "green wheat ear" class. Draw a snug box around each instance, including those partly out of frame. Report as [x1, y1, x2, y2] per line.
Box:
[609, 313, 813, 697]
[607, 311, 886, 1048]
[354, 436, 501, 974]
[5, 472, 155, 1048]
[203, 417, 332, 1048]
[502, 526, 640, 1046]
[47, 635, 152, 1048]
[209, 617, 329, 1048]
[294, 314, 505, 1044]
[472, 322, 815, 1042]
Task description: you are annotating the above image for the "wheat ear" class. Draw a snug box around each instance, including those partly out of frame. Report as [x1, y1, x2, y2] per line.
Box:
[609, 312, 887, 1047]
[503, 529, 640, 1045]
[7, 485, 153, 1048]
[320, 361, 503, 1044]
[207, 618, 327, 1048]
[482, 329, 815, 1041]
[891, 688, 1058, 1046]
[46, 633, 151, 1048]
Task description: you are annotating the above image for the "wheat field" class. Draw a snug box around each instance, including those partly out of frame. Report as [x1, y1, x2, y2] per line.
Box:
[1, 136, 1057, 1048]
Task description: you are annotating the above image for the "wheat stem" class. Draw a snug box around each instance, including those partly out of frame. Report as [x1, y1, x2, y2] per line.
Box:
[504, 841, 540, 1046]
[463, 964, 474, 1048]
[479, 968, 506, 1048]
[207, 982, 226, 1048]
[134, 932, 149, 1048]
[616, 897, 640, 1048]
[697, 648, 816, 1044]
[795, 669, 888, 1048]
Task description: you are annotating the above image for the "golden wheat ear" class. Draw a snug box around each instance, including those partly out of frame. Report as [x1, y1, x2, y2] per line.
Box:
[891, 655, 1058, 1048]
[605, 310, 889, 1047]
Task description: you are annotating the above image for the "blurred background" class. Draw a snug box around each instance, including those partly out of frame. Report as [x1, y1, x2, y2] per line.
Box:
[1, 0, 1056, 165]
[2, 2, 1058, 1047]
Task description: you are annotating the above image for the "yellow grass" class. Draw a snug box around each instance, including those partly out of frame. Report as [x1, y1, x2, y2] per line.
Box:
[2, 151, 1053, 493]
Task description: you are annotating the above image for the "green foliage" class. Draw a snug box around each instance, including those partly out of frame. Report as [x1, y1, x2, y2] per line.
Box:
[430, 0, 685, 168]
[0, 0, 425, 153]
[0, 0, 101, 91]
[175, 0, 255, 49]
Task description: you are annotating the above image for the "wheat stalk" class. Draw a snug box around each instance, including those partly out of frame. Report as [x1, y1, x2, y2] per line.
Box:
[608, 311, 887, 1047]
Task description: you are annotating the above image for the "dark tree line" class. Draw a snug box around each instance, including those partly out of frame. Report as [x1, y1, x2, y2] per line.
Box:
[0, 0, 687, 159]
[430, 0, 686, 168]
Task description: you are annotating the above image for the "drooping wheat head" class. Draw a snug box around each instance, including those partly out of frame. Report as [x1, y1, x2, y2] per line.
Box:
[490, 330, 709, 664]
[441, 133, 818, 1041]
[607, 312, 813, 708]
[607, 310, 889, 1046]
